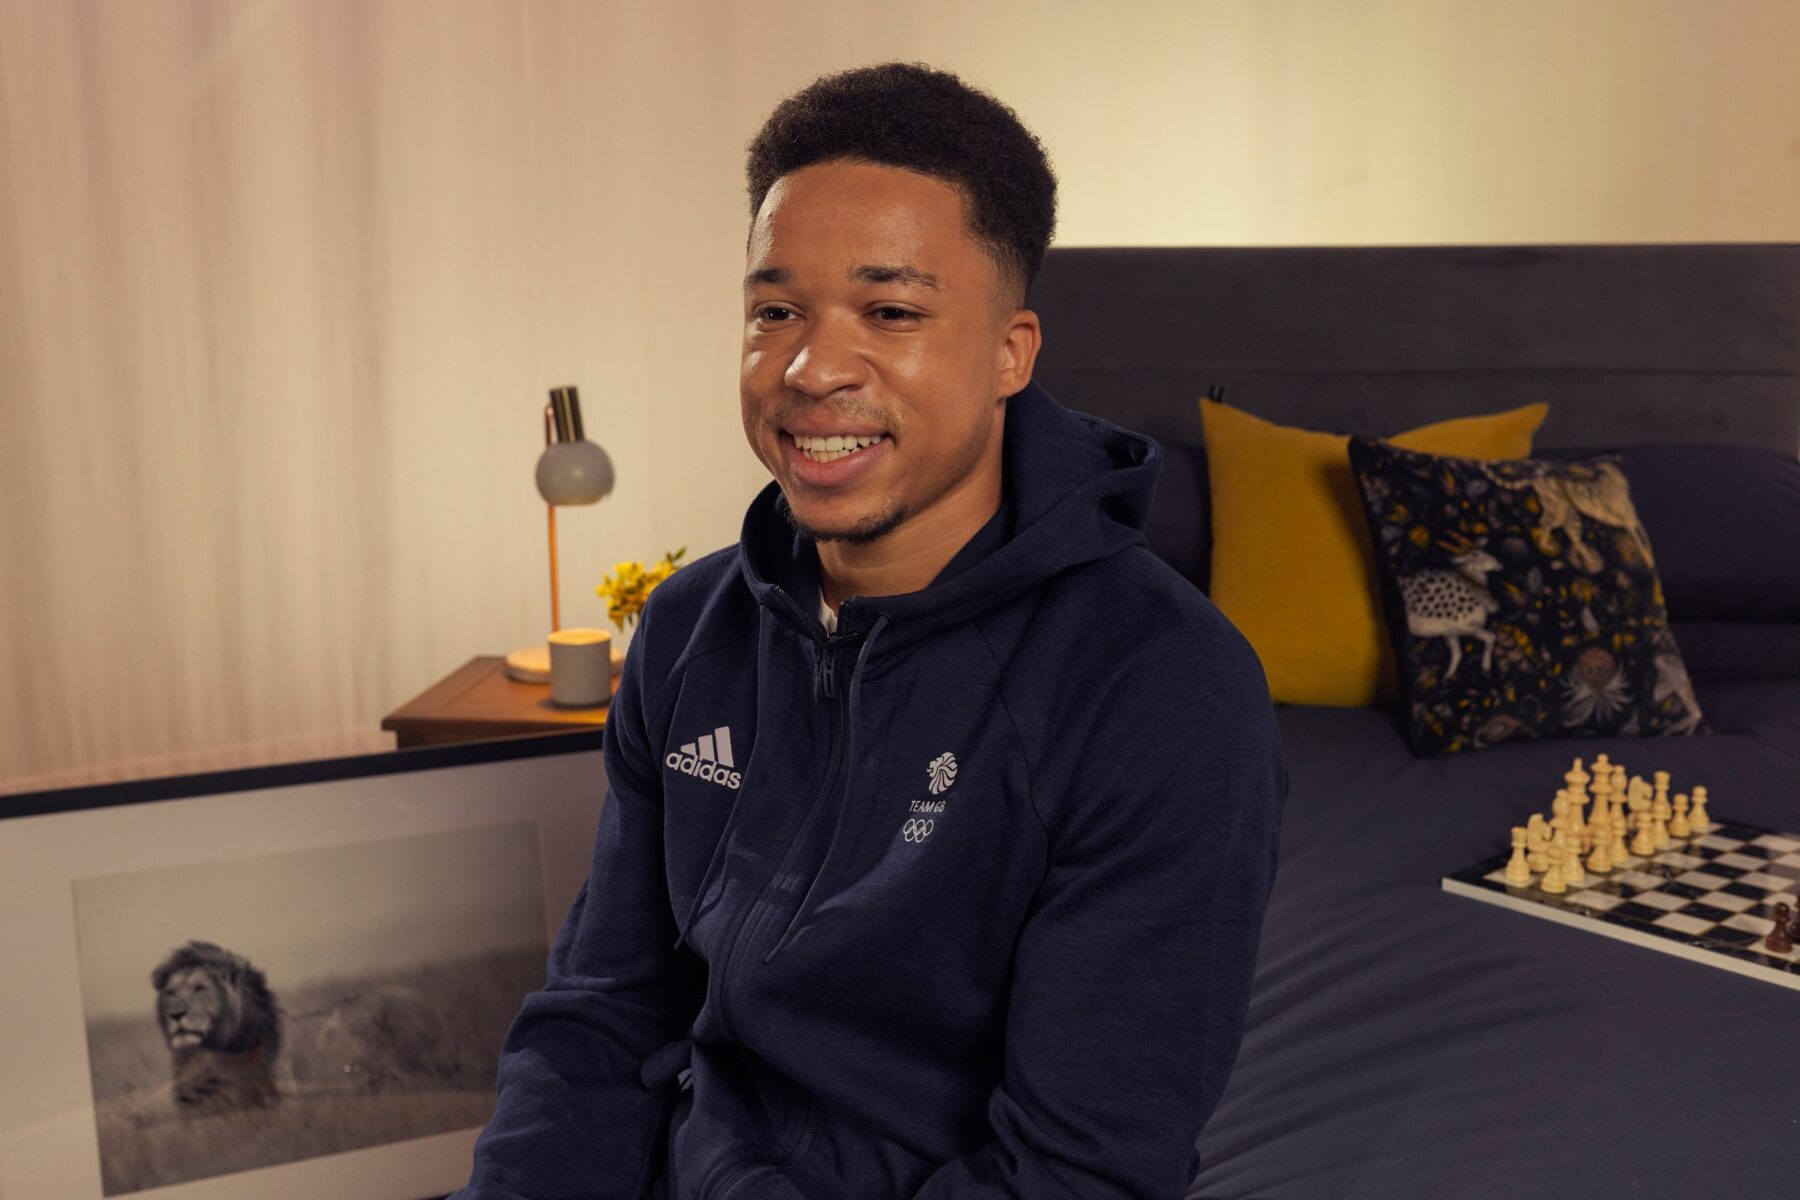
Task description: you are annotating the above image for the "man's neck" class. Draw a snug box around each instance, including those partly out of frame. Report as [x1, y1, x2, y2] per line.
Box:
[817, 475, 1001, 613]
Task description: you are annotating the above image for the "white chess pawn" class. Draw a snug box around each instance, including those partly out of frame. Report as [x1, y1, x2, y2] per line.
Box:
[1670, 794, 1693, 839]
[1653, 770, 1671, 811]
[1610, 812, 1630, 866]
[1506, 826, 1532, 885]
[1690, 786, 1714, 834]
[1552, 793, 1571, 849]
[1541, 840, 1568, 894]
[1587, 828, 1613, 874]
[1560, 830, 1587, 888]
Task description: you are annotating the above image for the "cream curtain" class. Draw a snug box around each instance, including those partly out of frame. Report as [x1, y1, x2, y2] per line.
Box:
[4, 0, 1797, 791]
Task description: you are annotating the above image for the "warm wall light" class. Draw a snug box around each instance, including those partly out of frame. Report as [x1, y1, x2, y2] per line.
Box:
[505, 386, 615, 683]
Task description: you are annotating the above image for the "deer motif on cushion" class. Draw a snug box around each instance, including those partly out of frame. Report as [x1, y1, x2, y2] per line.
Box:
[1399, 540, 1502, 678]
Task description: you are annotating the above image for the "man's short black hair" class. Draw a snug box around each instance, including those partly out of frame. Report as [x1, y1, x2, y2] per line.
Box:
[745, 62, 1057, 310]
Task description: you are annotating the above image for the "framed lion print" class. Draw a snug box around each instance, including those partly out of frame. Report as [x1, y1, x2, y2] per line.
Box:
[0, 732, 606, 1200]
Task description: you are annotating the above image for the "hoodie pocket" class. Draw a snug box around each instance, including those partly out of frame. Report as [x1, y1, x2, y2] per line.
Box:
[677, 1045, 823, 1200]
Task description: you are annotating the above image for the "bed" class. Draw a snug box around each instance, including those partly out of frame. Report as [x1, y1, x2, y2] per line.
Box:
[1029, 244, 1800, 1198]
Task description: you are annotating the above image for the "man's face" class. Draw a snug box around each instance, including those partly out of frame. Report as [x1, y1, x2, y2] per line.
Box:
[740, 159, 1022, 544]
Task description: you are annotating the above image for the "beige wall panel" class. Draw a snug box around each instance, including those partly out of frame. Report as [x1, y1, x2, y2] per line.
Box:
[2, 0, 1796, 786]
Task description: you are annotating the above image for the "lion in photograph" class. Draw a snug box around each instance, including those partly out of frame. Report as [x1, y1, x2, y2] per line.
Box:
[303, 985, 457, 1092]
[152, 940, 282, 1113]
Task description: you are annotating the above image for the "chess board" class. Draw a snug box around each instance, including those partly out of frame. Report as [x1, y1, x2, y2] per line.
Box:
[1443, 818, 1800, 992]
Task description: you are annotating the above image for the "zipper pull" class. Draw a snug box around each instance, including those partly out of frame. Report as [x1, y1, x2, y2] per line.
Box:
[821, 642, 838, 699]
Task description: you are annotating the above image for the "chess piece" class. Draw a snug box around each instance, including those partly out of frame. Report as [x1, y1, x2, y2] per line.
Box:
[1689, 786, 1713, 835]
[1629, 779, 1655, 856]
[1506, 826, 1532, 885]
[1588, 769, 1612, 854]
[1527, 814, 1550, 872]
[1541, 841, 1568, 895]
[1670, 794, 1692, 839]
[1589, 795, 1612, 859]
[1609, 814, 1630, 866]
[1560, 830, 1587, 889]
[1564, 778, 1589, 848]
[1587, 822, 1613, 874]
[1651, 800, 1671, 852]
[1653, 770, 1671, 813]
[1566, 757, 1591, 802]
[1767, 903, 1794, 954]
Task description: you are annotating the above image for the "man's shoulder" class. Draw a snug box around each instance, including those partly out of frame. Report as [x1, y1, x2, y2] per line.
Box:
[1057, 545, 1265, 691]
[628, 544, 753, 669]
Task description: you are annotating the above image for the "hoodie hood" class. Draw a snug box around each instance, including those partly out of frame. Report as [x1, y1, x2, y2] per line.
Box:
[737, 380, 1161, 660]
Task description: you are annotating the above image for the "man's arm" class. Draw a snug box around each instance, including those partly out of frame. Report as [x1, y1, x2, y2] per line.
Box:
[458, 599, 704, 1200]
[912, 636, 1286, 1200]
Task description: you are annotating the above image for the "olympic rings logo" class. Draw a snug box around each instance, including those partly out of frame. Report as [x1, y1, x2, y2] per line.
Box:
[902, 818, 935, 843]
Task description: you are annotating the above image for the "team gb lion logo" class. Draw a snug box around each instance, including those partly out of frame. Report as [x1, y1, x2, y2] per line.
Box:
[927, 751, 958, 795]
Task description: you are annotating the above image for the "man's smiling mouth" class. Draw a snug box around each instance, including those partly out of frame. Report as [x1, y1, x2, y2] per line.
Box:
[789, 431, 888, 463]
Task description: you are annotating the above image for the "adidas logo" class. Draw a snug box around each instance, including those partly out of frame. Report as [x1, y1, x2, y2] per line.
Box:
[665, 725, 743, 790]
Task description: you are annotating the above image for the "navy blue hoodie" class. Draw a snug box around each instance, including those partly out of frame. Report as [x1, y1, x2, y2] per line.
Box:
[457, 382, 1285, 1200]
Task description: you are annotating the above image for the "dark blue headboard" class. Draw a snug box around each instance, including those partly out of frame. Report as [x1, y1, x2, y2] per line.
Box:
[1028, 244, 1800, 585]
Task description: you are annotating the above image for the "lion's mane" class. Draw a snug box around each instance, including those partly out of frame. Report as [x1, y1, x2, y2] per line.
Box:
[151, 940, 282, 1112]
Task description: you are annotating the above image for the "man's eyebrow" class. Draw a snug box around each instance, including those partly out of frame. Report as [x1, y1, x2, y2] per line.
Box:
[744, 266, 790, 290]
[850, 264, 940, 291]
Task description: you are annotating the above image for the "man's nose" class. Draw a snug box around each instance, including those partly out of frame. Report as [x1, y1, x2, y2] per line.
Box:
[783, 315, 864, 398]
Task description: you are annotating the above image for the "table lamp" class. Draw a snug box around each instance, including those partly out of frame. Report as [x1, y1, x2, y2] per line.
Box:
[504, 386, 621, 683]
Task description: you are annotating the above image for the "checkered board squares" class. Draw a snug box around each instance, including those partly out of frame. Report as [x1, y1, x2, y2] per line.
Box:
[1442, 819, 1800, 993]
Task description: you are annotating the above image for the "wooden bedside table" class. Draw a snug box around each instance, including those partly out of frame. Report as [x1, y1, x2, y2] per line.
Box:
[381, 656, 621, 749]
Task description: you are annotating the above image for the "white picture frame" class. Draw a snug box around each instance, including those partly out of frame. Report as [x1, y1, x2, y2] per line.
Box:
[0, 732, 607, 1200]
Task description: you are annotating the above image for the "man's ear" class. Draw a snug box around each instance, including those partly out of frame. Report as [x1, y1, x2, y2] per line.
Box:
[994, 307, 1042, 398]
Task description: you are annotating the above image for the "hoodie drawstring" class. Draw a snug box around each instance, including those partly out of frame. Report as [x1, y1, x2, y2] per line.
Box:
[762, 611, 889, 964]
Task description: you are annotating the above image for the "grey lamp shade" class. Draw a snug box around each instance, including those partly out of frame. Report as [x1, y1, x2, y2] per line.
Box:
[536, 439, 615, 505]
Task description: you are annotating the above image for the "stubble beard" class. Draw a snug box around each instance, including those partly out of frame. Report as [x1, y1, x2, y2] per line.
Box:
[782, 496, 909, 546]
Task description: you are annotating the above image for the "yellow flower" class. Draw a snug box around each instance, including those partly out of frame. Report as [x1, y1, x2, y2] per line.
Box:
[596, 547, 687, 631]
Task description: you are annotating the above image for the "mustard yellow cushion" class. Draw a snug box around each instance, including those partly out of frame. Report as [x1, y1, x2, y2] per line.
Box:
[1201, 400, 1548, 707]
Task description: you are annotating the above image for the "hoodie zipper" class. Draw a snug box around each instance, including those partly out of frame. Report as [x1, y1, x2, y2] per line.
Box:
[712, 626, 855, 1047]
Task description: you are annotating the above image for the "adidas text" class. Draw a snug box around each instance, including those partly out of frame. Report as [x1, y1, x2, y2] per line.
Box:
[665, 752, 742, 789]
[667, 725, 743, 790]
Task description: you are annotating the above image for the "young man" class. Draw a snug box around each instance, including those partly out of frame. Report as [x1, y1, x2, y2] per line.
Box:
[458, 63, 1284, 1200]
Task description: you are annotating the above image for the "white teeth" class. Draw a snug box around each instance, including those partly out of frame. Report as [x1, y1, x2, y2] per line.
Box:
[793, 432, 885, 462]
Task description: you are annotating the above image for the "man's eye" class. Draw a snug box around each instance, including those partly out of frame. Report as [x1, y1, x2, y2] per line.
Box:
[755, 306, 793, 322]
[874, 307, 915, 322]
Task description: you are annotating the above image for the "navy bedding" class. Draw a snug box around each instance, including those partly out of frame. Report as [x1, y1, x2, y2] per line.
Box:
[1190, 672, 1800, 1199]
[1029, 243, 1800, 1196]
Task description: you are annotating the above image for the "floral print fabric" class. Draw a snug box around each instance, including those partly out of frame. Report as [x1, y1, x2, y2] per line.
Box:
[1346, 437, 1704, 757]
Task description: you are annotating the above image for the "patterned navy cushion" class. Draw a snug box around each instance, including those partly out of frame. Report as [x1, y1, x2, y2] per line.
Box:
[1346, 437, 1705, 757]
